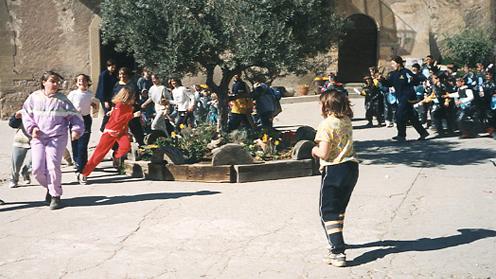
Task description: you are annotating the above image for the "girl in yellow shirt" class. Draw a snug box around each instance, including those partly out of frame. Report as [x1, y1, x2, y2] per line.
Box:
[312, 89, 359, 267]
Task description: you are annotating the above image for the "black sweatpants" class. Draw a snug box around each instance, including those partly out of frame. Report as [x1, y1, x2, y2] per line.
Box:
[319, 161, 359, 254]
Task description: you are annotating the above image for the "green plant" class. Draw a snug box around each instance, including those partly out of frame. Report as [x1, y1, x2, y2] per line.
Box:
[442, 29, 494, 67]
[155, 124, 217, 163]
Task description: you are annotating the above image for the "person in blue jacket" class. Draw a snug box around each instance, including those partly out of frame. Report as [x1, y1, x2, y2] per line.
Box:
[96, 59, 118, 131]
[381, 56, 429, 141]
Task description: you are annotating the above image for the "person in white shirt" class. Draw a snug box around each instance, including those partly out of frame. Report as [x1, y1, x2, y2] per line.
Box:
[446, 77, 476, 138]
[67, 74, 99, 174]
[141, 74, 172, 136]
[170, 78, 195, 130]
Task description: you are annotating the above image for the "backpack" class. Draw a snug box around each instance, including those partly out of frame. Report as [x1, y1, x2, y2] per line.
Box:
[269, 87, 282, 101]
[269, 87, 283, 117]
[8, 114, 22, 129]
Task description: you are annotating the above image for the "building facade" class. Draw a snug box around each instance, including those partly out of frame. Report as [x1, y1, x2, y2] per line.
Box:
[0, 0, 494, 117]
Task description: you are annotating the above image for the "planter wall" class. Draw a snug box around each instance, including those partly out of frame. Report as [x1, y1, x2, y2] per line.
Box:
[124, 158, 319, 183]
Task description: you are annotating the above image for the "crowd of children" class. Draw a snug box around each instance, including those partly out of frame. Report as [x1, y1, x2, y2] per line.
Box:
[358, 55, 496, 140]
[4, 60, 283, 209]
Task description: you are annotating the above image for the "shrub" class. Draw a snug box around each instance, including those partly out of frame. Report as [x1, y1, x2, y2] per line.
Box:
[442, 29, 494, 67]
[155, 124, 217, 164]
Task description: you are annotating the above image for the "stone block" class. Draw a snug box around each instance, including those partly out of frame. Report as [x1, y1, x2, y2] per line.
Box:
[151, 146, 185, 165]
[295, 126, 316, 142]
[291, 140, 315, 160]
[211, 143, 253, 166]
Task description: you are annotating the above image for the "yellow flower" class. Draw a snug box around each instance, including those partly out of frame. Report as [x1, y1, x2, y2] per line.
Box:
[179, 123, 186, 129]
[262, 134, 268, 143]
[274, 140, 280, 146]
[171, 131, 177, 138]
[148, 144, 159, 149]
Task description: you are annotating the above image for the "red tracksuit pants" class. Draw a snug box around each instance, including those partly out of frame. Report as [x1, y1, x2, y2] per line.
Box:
[82, 132, 131, 177]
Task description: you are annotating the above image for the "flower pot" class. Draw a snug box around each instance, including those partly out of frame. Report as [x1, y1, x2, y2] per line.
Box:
[297, 84, 310, 96]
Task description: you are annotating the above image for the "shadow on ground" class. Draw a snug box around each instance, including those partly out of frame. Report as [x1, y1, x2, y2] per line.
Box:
[0, 190, 220, 212]
[355, 139, 496, 167]
[347, 228, 496, 266]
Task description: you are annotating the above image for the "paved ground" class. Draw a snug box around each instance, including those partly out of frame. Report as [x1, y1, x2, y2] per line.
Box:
[0, 99, 495, 278]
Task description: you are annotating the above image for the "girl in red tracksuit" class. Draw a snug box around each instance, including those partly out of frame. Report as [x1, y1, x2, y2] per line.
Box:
[79, 86, 140, 184]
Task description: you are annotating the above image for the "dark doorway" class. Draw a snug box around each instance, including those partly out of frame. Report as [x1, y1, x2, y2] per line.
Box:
[100, 32, 136, 72]
[338, 14, 378, 83]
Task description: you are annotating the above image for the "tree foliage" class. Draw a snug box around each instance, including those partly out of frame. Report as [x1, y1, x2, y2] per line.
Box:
[442, 29, 495, 67]
[100, 0, 345, 126]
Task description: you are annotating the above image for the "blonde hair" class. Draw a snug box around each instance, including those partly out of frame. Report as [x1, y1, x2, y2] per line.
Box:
[112, 86, 135, 105]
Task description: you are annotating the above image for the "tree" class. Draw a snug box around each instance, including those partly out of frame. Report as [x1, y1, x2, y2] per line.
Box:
[101, 0, 345, 127]
[442, 29, 495, 67]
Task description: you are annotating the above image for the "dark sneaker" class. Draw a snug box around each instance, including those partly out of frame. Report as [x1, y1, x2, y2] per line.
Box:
[112, 156, 120, 169]
[392, 136, 406, 142]
[21, 168, 31, 185]
[49, 197, 63, 210]
[45, 191, 52, 205]
[324, 252, 347, 267]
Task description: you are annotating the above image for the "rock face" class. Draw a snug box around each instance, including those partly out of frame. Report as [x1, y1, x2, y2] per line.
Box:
[211, 144, 254, 166]
[291, 140, 315, 160]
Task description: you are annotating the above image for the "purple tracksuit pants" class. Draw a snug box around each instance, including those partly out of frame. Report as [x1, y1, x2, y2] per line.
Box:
[31, 135, 68, 197]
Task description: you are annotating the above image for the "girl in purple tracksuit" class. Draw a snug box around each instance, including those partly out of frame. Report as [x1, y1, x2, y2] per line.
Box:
[22, 71, 84, 210]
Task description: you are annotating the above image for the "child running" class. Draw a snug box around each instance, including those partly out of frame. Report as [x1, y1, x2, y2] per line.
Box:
[311, 89, 359, 267]
[79, 86, 140, 184]
[22, 71, 84, 210]
[67, 74, 98, 178]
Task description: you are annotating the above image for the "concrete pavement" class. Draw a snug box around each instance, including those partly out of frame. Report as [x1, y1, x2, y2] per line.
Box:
[0, 99, 495, 278]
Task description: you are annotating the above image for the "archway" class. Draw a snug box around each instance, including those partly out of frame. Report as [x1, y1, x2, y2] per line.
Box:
[100, 35, 136, 72]
[338, 14, 378, 83]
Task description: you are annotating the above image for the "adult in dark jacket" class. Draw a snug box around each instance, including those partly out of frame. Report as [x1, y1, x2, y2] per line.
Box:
[96, 59, 118, 130]
[252, 82, 276, 131]
[381, 56, 429, 141]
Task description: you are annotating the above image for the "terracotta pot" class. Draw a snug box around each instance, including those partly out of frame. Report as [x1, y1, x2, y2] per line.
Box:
[297, 84, 310, 96]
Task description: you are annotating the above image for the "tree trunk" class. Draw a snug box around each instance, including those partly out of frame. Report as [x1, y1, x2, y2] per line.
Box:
[217, 69, 236, 131]
[204, 66, 232, 131]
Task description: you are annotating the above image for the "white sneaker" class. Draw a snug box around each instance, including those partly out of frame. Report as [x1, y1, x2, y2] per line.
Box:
[323, 252, 346, 267]
[8, 180, 18, 188]
[77, 173, 88, 185]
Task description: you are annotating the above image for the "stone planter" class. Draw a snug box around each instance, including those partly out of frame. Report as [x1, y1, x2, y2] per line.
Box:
[124, 158, 319, 183]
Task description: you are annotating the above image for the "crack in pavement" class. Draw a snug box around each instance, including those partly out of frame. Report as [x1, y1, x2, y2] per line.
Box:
[212, 221, 291, 277]
[58, 201, 167, 278]
[7, 208, 43, 224]
[0, 256, 35, 268]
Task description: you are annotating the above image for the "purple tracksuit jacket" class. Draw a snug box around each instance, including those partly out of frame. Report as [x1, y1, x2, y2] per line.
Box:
[22, 89, 84, 197]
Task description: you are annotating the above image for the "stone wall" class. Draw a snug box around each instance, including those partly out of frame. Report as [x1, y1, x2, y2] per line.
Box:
[0, 0, 494, 117]
[337, 0, 495, 66]
[0, 0, 98, 118]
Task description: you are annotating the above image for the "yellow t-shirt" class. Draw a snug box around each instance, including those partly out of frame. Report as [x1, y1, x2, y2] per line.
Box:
[230, 97, 253, 114]
[314, 115, 358, 171]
